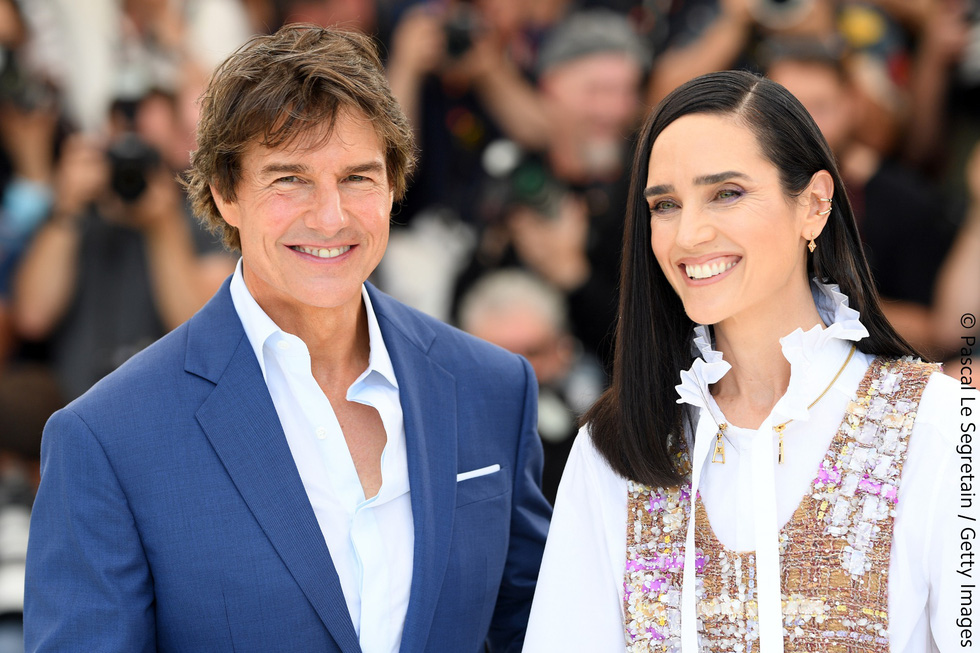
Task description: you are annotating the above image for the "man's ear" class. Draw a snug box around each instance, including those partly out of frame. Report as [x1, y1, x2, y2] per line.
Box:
[210, 184, 239, 228]
[801, 169, 835, 241]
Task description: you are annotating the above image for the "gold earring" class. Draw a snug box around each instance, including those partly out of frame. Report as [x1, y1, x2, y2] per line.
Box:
[817, 197, 832, 216]
[808, 233, 817, 253]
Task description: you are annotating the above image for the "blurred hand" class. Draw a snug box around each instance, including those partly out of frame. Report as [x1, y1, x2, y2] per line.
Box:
[52, 136, 109, 222]
[122, 0, 185, 51]
[508, 195, 591, 291]
[447, 34, 505, 84]
[0, 103, 58, 183]
[721, 0, 757, 25]
[0, 0, 25, 48]
[921, 0, 969, 65]
[125, 168, 182, 232]
[389, 7, 447, 79]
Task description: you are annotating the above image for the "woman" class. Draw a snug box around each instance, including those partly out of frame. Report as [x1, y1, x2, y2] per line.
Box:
[523, 70, 972, 652]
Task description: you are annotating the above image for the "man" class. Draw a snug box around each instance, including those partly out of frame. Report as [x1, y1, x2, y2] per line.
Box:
[24, 24, 550, 653]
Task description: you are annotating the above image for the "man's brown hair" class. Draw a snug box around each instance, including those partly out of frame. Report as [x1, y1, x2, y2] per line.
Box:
[184, 24, 416, 251]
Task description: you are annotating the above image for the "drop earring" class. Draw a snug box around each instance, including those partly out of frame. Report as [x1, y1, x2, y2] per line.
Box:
[808, 233, 817, 253]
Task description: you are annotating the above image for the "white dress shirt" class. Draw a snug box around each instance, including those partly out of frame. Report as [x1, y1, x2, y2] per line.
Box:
[525, 281, 978, 652]
[230, 261, 413, 653]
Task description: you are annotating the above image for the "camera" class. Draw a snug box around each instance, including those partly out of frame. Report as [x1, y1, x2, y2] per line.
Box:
[444, 4, 480, 59]
[505, 156, 567, 220]
[107, 132, 161, 203]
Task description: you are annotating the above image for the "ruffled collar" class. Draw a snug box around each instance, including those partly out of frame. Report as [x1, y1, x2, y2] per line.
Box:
[675, 279, 869, 426]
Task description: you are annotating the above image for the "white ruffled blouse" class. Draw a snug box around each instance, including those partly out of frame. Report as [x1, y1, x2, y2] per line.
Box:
[523, 281, 977, 653]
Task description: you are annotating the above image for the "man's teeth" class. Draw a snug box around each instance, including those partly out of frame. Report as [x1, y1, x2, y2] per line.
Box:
[686, 260, 736, 280]
[294, 245, 351, 259]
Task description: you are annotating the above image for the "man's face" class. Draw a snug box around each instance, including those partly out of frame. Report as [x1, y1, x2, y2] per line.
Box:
[213, 110, 393, 320]
[768, 60, 854, 154]
[542, 52, 643, 146]
[467, 306, 571, 385]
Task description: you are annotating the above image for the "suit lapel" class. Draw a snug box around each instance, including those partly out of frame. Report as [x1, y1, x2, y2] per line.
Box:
[188, 284, 361, 653]
[368, 286, 458, 653]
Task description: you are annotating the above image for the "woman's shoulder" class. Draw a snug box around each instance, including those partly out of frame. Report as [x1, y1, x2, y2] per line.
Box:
[909, 364, 974, 439]
[897, 365, 974, 505]
[558, 425, 630, 503]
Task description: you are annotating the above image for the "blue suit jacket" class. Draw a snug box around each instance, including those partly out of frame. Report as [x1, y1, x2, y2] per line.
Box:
[24, 281, 551, 652]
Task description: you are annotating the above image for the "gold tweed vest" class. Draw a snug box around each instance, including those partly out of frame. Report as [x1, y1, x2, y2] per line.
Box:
[623, 357, 938, 652]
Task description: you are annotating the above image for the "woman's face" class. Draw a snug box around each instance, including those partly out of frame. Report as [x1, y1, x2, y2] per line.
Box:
[646, 113, 815, 326]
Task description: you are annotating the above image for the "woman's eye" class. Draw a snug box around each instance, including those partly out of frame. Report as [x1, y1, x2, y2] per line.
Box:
[651, 199, 678, 213]
[716, 188, 741, 201]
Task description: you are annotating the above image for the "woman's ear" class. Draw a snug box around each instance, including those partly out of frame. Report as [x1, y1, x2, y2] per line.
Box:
[802, 170, 835, 241]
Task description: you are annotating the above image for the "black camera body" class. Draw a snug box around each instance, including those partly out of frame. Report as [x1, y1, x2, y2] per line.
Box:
[505, 156, 567, 220]
[107, 132, 161, 203]
[444, 5, 480, 59]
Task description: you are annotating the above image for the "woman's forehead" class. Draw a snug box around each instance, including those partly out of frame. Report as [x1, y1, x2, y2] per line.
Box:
[647, 114, 767, 180]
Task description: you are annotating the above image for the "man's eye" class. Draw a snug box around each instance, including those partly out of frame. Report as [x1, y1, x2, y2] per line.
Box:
[276, 175, 300, 184]
[346, 175, 368, 182]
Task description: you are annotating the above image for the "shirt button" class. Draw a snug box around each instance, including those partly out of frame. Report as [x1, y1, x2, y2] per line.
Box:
[315, 427, 327, 440]
[277, 340, 290, 350]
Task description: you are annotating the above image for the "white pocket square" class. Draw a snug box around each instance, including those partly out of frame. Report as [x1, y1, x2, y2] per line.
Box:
[456, 464, 501, 483]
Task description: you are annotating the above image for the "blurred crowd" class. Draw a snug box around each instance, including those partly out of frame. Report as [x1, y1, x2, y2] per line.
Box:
[0, 0, 977, 641]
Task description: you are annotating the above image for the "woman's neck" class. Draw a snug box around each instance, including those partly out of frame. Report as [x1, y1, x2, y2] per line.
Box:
[710, 284, 826, 429]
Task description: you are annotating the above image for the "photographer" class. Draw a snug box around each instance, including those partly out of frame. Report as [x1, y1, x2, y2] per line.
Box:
[12, 91, 233, 401]
[386, 0, 553, 225]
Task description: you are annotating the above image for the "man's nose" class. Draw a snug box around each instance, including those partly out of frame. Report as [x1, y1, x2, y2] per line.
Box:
[305, 184, 346, 234]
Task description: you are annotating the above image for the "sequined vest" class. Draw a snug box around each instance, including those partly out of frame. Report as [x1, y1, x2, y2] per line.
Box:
[623, 357, 938, 652]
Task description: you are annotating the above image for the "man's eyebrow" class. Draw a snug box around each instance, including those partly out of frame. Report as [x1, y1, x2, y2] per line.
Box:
[257, 160, 386, 177]
[344, 161, 385, 176]
[258, 162, 311, 177]
[644, 171, 751, 198]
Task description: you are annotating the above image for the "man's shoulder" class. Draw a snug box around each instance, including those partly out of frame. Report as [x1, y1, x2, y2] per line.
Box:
[63, 323, 192, 420]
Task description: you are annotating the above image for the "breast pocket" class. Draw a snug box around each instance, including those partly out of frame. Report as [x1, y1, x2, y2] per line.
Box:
[455, 465, 509, 508]
[445, 465, 512, 626]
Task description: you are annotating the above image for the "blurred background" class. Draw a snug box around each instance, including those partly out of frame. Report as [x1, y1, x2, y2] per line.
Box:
[0, 0, 978, 646]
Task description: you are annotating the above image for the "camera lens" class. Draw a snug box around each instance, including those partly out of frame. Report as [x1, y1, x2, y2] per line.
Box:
[107, 133, 161, 203]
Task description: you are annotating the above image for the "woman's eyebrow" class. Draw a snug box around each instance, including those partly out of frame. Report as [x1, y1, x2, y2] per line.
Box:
[693, 171, 750, 185]
[644, 171, 751, 198]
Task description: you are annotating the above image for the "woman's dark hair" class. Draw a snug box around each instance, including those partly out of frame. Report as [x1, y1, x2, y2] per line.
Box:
[584, 70, 920, 488]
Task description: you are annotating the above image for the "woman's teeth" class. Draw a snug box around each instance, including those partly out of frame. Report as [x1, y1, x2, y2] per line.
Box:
[293, 245, 351, 259]
[686, 260, 736, 280]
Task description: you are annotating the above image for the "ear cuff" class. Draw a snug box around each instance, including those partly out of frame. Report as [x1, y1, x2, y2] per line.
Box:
[817, 197, 832, 216]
